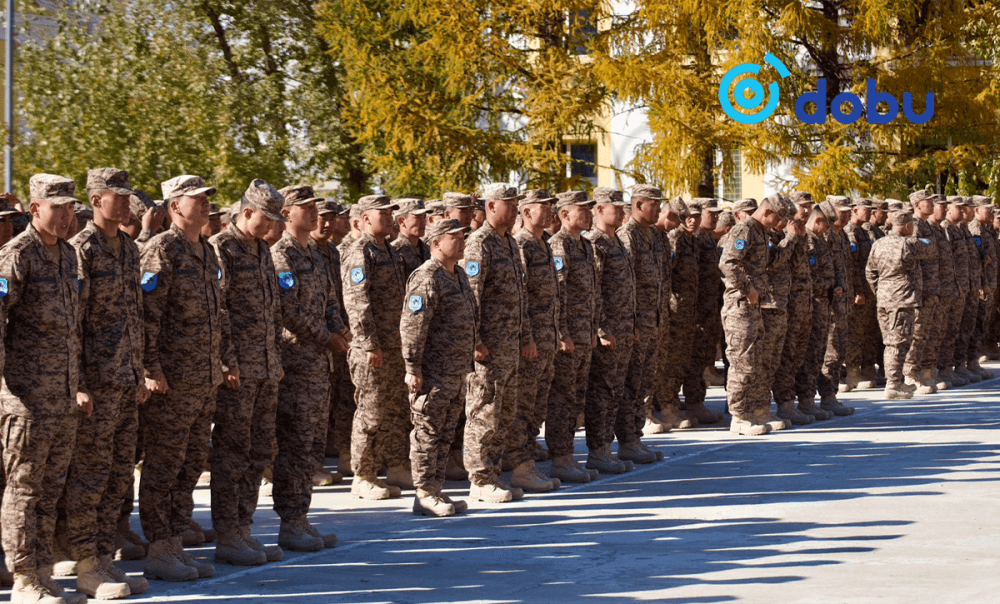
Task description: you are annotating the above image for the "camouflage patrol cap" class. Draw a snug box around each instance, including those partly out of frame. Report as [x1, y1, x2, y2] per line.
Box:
[690, 197, 723, 212]
[886, 198, 906, 212]
[425, 218, 470, 242]
[356, 194, 399, 213]
[86, 168, 134, 196]
[872, 198, 889, 211]
[74, 202, 93, 220]
[442, 192, 475, 210]
[931, 194, 949, 205]
[852, 197, 873, 209]
[317, 199, 345, 216]
[630, 184, 662, 201]
[425, 200, 445, 216]
[761, 194, 785, 215]
[519, 189, 557, 210]
[892, 211, 914, 226]
[482, 184, 523, 202]
[393, 198, 428, 219]
[129, 189, 155, 220]
[30, 173, 79, 205]
[667, 197, 690, 219]
[971, 195, 994, 207]
[348, 203, 363, 220]
[161, 174, 216, 200]
[717, 210, 735, 228]
[908, 189, 934, 204]
[555, 190, 595, 209]
[789, 191, 812, 205]
[826, 195, 852, 210]
[732, 198, 757, 213]
[593, 187, 626, 206]
[241, 179, 287, 222]
[279, 184, 323, 206]
[208, 203, 225, 217]
[0, 195, 21, 216]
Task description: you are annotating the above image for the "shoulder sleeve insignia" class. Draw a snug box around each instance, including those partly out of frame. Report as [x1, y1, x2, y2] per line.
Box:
[0, 278, 8, 297]
[278, 271, 295, 290]
[218, 267, 223, 280]
[141, 272, 157, 292]
[850, 242, 858, 252]
[466, 261, 480, 277]
[734, 239, 746, 251]
[919, 238, 932, 245]
[553, 257, 564, 271]
[408, 295, 424, 312]
[809, 255, 816, 266]
[350, 267, 365, 284]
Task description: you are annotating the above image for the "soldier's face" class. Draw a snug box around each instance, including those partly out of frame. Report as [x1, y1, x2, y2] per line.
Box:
[682, 213, 701, 233]
[398, 212, 426, 238]
[31, 198, 74, 240]
[445, 207, 473, 228]
[854, 207, 871, 222]
[93, 189, 130, 226]
[794, 204, 810, 221]
[835, 209, 850, 227]
[364, 208, 394, 238]
[872, 209, 886, 224]
[287, 201, 319, 232]
[314, 213, 336, 240]
[334, 214, 351, 238]
[634, 198, 659, 226]
[976, 206, 992, 223]
[244, 208, 275, 240]
[963, 206, 974, 222]
[489, 199, 519, 230]
[807, 215, 828, 235]
[931, 203, 946, 221]
[701, 210, 718, 230]
[435, 232, 465, 262]
[174, 194, 211, 230]
[561, 204, 592, 231]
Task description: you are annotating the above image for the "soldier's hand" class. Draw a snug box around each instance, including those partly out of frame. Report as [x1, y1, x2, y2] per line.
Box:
[138, 383, 151, 404]
[634, 329, 641, 343]
[746, 290, 759, 306]
[854, 294, 865, 306]
[340, 329, 353, 344]
[76, 392, 93, 418]
[367, 348, 384, 368]
[329, 332, 350, 353]
[559, 337, 576, 355]
[147, 374, 169, 394]
[224, 369, 241, 390]
[521, 342, 538, 361]
[475, 344, 489, 361]
[279, 368, 285, 381]
[600, 334, 616, 349]
[406, 373, 423, 394]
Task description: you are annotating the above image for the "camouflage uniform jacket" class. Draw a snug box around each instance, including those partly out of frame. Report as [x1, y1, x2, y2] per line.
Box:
[862, 221, 885, 241]
[392, 236, 431, 278]
[140, 224, 227, 388]
[968, 220, 999, 292]
[913, 218, 940, 297]
[549, 228, 600, 346]
[617, 217, 665, 331]
[762, 229, 800, 311]
[0, 224, 81, 415]
[586, 227, 635, 339]
[658, 229, 673, 313]
[944, 220, 971, 293]
[273, 231, 345, 375]
[787, 230, 813, 299]
[136, 227, 156, 248]
[719, 216, 770, 305]
[312, 238, 349, 329]
[960, 223, 982, 292]
[845, 220, 874, 297]
[342, 231, 405, 352]
[71, 222, 144, 392]
[807, 231, 836, 302]
[514, 229, 560, 352]
[401, 257, 477, 377]
[866, 230, 922, 309]
[826, 228, 853, 304]
[695, 230, 724, 315]
[928, 222, 958, 298]
[666, 229, 698, 315]
[461, 221, 529, 353]
[210, 223, 283, 381]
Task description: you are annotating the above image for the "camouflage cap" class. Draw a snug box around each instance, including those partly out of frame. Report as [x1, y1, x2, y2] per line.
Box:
[425, 218, 470, 242]
[74, 202, 93, 220]
[732, 198, 757, 213]
[161, 174, 216, 200]
[872, 198, 889, 211]
[593, 187, 626, 206]
[29, 173, 79, 206]
[519, 189, 557, 210]
[425, 200, 445, 216]
[555, 190, 595, 209]
[909, 189, 933, 204]
[129, 189, 155, 220]
[278, 184, 323, 206]
[761, 194, 785, 215]
[717, 210, 735, 228]
[393, 198, 428, 218]
[482, 183, 523, 202]
[789, 191, 813, 205]
[931, 194, 950, 205]
[852, 197, 873, 209]
[945, 195, 966, 206]
[892, 211, 914, 226]
[317, 199, 345, 216]
[442, 192, 476, 209]
[348, 203, 364, 220]
[356, 194, 399, 213]
[690, 197, 722, 212]
[971, 194, 994, 207]
[241, 179, 287, 223]
[886, 198, 906, 212]
[0, 195, 21, 216]
[826, 195, 852, 210]
[782, 196, 798, 219]
[86, 168, 133, 196]
[208, 203, 225, 217]
[630, 184, 663, 201]
[667, 196, 691, 219]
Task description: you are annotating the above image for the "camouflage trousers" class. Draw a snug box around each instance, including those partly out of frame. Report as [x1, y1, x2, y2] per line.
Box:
[507, 346, 555, 468]
[273, 371, 329, 522]
[618, 327, 658, 446]
[970, 293, 996, 364]
[904, 294, 939, 375]
[819, 300, 850, 397]
[795, 296, 832, 402]
[327, 351, 355, 460]
[464, 350, 519, 486]
[655, 307, 696, 408]
[546, 342, 593, 458]
[64, 386, 139, 560]
[878, 307, 915, 386]
[722, 299, 764, 417]
[409, 372, 466, 494]
[775, 293, 812, 404]
[860, 301, 881, 368]
[938, 294, 967, 369]
[1, 408, 76, 573]
[847, 300, 876, 368]
[954, 292, 979, 367]
[586, 335, 634, 452]
[348, 347, 409, 480]
[757, 308, 788, 408]
[211, 378, 278, 533]
[139, 383, 216, 542]
[684, 304, 722, 407]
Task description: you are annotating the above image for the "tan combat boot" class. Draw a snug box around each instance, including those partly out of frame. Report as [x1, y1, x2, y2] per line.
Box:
[798, 396, 833, 420]
[51, 536, 76, 577]
[617, 441, 660, 464]
[970, 359, 994, 380]
[585, 448, 628, 474]
[99, 555, 147, 595]
[385, 463, 415, 490]
[703, 365, 726, 387]
[239, 526, 283, 562]
[76, 555, 130, 600]
[350, 475, 401, 500]
[659, 402, 697, 429]
[338, 451, 353, 477]
[819, 394, 854, 416]
[857, 365, 878, 389]
[445, 450, 469, 481]
[753, 407, 790, 431]
[171, 537, 214, 578]
[511, 461, 557, 493]
[215, 530, 266, 566]
[440, 493, 469, 514]
[844, 367, 863, 391]
[642, 416, 669, 435]
[685, 402, 723, 424]
[885, 382, 913, 400]
[932, 368, 950, 391]
[312, 467, 343, 487]
[143, 539, 197, 582]
[469, 481, 514, 503]
[775, 401, 814, 426]
[297, 517, 338, 549]
[604, 445, 635, 471]
[11, 572, 64, 604]
[729, 414, 770, 436]
[413, 490, 456, 517]
[38, 566, 86, 604]
[961, 362, 981, 383]
[277, 519, 323, 552]
[115, 517, 147, 561]
[916, 369, 937, 395]
[550, 454, 592, 483]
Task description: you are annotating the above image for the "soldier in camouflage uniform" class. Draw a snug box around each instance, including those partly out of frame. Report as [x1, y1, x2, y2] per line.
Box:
[461, 184, 531, 503]
[443, 192, 475, 229]
[816, 197, 855, 415]
[547, 191, 600, 484]
[139, 174, 227, 582]
[616, 185, 666, 463]
[968, 195, 998, 380]
[584, 188, 636, 475]
[1, 174, 87, 603]
[928, 195, 961, 389]
[954, 200, 984, 383]
[402, 219, 477, 517]
[509, 190, 561, 493]
[719, 197, 784, 435]
[392, 198, 430, 277]
[939, 198, 971, 387]
[866, 212, 921, 399]
[906, 191, 941, 394]
[63, 168, 149, 599]
[342, 195, 411, 499]
[844, 199, 876, 389]
[209, 180, 288, 564]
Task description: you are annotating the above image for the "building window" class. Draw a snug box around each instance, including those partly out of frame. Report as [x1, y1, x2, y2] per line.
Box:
[567, 142, 597, 185]
[720, 148, 742, 201]
[568, 9, 596, 55]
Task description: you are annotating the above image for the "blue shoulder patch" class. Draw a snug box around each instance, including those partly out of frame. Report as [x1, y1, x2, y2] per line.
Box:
[141, 272, 157, 292]
[554, 256, 564, 271]
[350, 267, 365, 284]
[408, 295, 423, 312]
[77, 276, 82, 292]
[0, 277, 7, 297]
[809, 255, 816, 266]
[218, 267, 223, 280]
[466, 261, 480, 277]
[850, 242, 858, 253]
[919, 237, 931, 245]
[734, 239, 746, 251]
[278, 271, 295, 290]
[975, 236, 982, 247]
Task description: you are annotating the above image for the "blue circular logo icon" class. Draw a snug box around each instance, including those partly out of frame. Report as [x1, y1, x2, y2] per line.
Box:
[719, 53, 790, 125]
